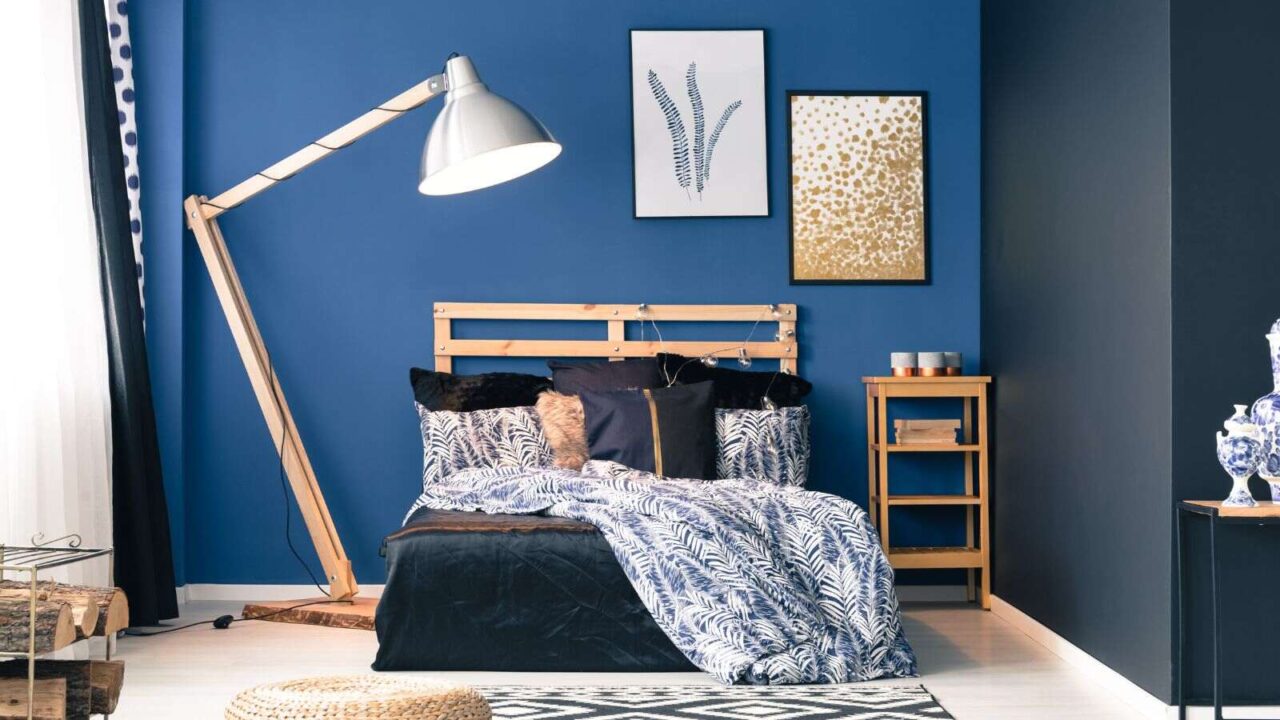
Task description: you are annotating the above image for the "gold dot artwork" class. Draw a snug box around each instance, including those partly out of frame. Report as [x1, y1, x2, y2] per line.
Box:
[790, 95, 925, 281]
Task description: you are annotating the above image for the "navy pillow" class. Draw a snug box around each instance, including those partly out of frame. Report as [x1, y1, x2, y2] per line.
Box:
[410, 368, 552, 412]
[657, 353, 813, 409]
[547, 358, 664, 395]
[579, 381, 716, 479]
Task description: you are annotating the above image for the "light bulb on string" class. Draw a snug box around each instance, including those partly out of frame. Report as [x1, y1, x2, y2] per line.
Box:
[700, 355, 719, 368]
[761, 396, 777, 411]
[737, 348, 752, 368]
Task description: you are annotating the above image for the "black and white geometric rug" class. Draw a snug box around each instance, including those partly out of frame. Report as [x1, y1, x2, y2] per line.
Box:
[477, 686, 953, 720]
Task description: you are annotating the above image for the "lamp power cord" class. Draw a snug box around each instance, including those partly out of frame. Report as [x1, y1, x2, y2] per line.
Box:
[122, 599, 346, 637]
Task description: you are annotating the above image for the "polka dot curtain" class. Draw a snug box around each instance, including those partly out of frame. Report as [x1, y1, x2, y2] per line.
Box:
[105, 0, 144, 320]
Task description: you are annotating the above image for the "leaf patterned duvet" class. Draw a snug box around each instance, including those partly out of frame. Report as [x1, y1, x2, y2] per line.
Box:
[406, 460, 917, 684]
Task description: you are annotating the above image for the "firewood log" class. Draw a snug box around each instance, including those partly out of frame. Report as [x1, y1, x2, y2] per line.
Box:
[0, 600, 75, 654]
[0, 661, 90, 720]
[0, 582, 127, 637]
[89, 661, 123, 716]
[0, 592, 96, 642]
[0, 677, 66, 720]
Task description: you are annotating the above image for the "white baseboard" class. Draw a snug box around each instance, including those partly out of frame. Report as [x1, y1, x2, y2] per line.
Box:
[188, 583, 964, 604]
[185, 584, 962, 599]
[178, 583, 385, 603]
[896, 584, 969, 602]
[186, 584, 963, 603]
[990, 595, 1169, 719]
[990, 595, 1280, 720]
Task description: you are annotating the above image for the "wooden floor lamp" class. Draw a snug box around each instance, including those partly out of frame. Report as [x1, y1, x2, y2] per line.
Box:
[183, 55, 561, 626]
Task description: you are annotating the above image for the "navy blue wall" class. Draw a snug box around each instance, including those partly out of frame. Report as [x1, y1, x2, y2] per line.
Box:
[136, 0, 980, 585]
[1171, 0, 1280, 704]
[982, 0, 1174, 702]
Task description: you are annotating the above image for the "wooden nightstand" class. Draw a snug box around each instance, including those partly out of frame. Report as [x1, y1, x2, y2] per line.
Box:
[863, 375, 991, 609]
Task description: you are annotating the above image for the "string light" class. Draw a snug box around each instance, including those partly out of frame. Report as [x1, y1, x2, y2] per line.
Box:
[642, 304, 789, 402]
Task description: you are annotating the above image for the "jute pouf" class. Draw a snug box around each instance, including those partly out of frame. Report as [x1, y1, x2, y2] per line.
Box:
[225, 676, 491, 720]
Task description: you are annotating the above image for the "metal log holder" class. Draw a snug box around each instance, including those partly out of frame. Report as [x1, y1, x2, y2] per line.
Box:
[0, 533, 115, 720]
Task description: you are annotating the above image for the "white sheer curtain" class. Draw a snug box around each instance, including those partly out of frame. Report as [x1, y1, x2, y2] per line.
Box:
[0, 0, 113, 580]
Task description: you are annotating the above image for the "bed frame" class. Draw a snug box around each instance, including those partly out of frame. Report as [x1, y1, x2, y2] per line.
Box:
[431, 302, 799, 375]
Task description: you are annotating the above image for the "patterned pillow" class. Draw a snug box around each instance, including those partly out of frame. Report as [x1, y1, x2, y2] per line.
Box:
[416, 403, 554, 489]
[715, 406, 811, 487]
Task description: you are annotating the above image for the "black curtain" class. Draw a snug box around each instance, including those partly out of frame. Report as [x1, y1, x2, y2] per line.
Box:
[78, 0, 179, 624]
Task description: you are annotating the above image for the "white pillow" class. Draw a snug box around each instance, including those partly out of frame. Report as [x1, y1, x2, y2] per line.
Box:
[416, 404, 553, 489]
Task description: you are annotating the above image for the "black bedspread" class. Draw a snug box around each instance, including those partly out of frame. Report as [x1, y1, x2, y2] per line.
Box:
[373, 507, 695, 671]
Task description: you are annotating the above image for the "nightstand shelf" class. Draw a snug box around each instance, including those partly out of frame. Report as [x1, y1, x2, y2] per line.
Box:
[864, 375, 991, 609]
[870, 443, 982, 453]
[873, 494, 982, 506]
[889, 547, 984, 569]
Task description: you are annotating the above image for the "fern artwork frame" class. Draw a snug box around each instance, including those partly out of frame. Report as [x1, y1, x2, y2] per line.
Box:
[630, 29, 769, 218]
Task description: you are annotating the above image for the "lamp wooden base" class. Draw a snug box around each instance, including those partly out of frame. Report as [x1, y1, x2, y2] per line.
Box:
[241, 598, 377, 631]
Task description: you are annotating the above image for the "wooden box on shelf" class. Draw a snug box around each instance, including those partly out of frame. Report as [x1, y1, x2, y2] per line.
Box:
[894, 418, 961, 445]
[863, 375, 992, 609]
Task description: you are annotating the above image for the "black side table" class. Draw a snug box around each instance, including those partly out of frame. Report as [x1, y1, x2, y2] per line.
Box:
[1177, 500, 1280, 720]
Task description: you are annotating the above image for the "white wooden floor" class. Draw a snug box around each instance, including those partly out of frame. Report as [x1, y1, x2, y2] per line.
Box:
[111, 601, 1142, 719]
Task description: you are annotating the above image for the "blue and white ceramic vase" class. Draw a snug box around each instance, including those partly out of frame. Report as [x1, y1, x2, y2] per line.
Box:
[1217, 405, 1263, 508]
[1249, 320, 1280, 502]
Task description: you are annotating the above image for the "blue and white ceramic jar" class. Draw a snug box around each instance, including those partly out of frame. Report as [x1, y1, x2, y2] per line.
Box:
[1217, 405, 1263, 507]
[1249, 320, 1280, 501]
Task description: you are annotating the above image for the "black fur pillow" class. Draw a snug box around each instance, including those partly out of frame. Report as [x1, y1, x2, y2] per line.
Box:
[657, 353, 813, 409]
[410, 368, 552, 412]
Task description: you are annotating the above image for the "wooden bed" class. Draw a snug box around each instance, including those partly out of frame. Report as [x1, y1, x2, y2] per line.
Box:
[373, 301, 801, 672]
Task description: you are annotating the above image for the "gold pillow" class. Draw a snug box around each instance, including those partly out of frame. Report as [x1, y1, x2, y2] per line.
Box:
[535, 390, 588, 470]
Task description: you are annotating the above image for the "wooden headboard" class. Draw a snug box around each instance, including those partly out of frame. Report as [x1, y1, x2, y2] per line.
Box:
[432, 302, 797, 374]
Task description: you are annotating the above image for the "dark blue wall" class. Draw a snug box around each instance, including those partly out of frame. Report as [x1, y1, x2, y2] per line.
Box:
[1171, 0, 1280, 704]
[136, 0, 980, 585]
[982, 0, 1174, 703]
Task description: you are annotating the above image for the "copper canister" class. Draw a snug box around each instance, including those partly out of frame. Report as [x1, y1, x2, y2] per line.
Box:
[890, 352, 917, 377]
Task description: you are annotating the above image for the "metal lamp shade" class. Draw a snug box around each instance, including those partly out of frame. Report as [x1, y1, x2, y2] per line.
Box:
[419, 56, 561, 196]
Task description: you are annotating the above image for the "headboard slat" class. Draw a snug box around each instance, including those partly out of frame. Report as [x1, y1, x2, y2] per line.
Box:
[438, 340, 794, 359]
[434, 302, 795, 322]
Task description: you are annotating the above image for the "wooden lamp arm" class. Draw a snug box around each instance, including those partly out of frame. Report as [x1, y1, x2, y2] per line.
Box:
[183, 73, 446, 600]
[198, 73, 446, 221]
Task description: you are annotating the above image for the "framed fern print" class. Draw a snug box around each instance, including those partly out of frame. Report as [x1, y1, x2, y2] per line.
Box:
[788, 91, 931, 284]
[630, 30, 768, 218]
